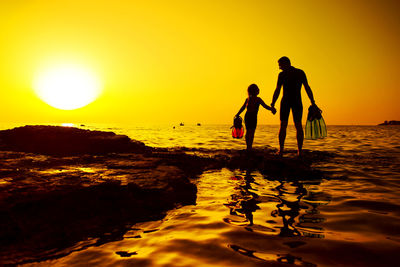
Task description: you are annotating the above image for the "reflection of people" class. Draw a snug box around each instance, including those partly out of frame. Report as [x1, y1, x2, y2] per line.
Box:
[271, 57, 316, 156]
[227, 170, 260, 226]
[241, 171, 259, 226]
[236, 84, 276, 151]
[272, 181, 307, 237]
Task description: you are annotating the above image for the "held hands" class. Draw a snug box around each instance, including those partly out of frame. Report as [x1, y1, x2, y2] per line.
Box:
[271, 106, 277, 115]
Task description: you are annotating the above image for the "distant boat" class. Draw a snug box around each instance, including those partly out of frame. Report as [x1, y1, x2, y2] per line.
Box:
[197, 123, 201, 126]
[180, 123, 184, 126]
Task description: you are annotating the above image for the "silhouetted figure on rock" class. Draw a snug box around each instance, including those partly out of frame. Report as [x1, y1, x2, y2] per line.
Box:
[271, 57, 317, 157]
[236, 84, 276, 151]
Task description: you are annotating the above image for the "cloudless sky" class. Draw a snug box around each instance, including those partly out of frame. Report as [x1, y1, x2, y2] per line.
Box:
[1, 0, 399, 125]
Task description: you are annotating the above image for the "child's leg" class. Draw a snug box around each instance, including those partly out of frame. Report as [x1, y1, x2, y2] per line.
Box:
[246, 129, 255, 150]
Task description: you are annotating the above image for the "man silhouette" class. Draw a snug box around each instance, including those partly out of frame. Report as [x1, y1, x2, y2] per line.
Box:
[271, 57, 316, 156]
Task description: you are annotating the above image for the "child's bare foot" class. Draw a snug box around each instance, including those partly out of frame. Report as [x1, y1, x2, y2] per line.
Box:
[276, 150, 283, 157]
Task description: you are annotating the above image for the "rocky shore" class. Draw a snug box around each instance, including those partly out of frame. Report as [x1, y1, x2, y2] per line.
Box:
[0, 126, 329, 265]
[378, 120, 400, 126]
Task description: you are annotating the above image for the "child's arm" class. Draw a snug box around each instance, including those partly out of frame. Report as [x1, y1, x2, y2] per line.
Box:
[236, 99, 247, 117]
[259, 98, 276, 114]
[259, 97, 271, 110]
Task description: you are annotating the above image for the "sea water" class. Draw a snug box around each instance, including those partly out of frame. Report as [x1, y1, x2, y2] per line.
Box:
[5, 123, 400, 266]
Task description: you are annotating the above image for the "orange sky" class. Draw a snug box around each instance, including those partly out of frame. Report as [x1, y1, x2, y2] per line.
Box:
[1, 0, 399, 125]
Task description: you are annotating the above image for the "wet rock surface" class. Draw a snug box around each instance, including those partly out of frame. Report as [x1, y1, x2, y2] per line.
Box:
[0, 151, 201, 265]
[0, 126, 329, 265]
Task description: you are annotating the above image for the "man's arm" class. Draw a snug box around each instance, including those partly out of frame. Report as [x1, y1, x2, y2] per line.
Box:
[271, 73, 283, 107]
[303, 72, 315, 105]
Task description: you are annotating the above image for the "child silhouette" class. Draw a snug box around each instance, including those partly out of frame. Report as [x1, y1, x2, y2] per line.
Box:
[236, 84, 276, 151]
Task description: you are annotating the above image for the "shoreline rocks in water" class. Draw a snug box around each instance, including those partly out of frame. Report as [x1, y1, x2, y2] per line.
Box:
[0, 125, 329, 265]
[378, 120, 400, 126]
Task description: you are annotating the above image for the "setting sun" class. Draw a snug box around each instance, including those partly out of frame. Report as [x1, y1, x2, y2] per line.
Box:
[33, 65, 101, 110]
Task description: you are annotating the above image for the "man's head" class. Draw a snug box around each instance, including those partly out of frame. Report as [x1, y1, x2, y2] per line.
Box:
[278, 56, 291, 71]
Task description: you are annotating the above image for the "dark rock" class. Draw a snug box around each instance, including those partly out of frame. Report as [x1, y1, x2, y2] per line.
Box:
[0, 125, 147, 156]
[225, 149, 327, 180]
[378, 120, 400, 125]
[0, 152, 197, 264]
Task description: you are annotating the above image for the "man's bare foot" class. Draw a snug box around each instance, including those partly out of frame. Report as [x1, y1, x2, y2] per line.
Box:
[276, 150, 283, 157]
[297, 150, 303, 157]
[246, 148, 254, 155]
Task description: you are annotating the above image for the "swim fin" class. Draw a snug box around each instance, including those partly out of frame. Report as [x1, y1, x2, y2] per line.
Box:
[231, 116, 244, 139]
[305, 105, 327, 140]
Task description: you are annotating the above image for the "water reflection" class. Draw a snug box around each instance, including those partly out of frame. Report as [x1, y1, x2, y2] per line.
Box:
[271, 179, 331, 239]
[298, 183, 331, 238]
[224, 170, 260, 226]
[277, 253, 317, 266]
[224, 170, 330, 266]
[272, 181, 307, 237]
[228, 244, 268, 262]
[224, 170, 330, 240]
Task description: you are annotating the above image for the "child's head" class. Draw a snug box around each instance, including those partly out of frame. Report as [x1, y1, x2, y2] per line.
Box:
[247, 84, 259, 96]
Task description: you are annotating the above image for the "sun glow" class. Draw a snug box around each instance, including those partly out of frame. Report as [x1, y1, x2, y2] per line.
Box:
[33, 65, 102, 110]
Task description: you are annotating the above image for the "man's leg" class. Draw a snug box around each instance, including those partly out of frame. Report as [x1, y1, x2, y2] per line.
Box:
[278, 121, 288, 156]
[279, 101, 290, 156]
[292, 102, 304, 157]
[294, 121, 304, 156]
